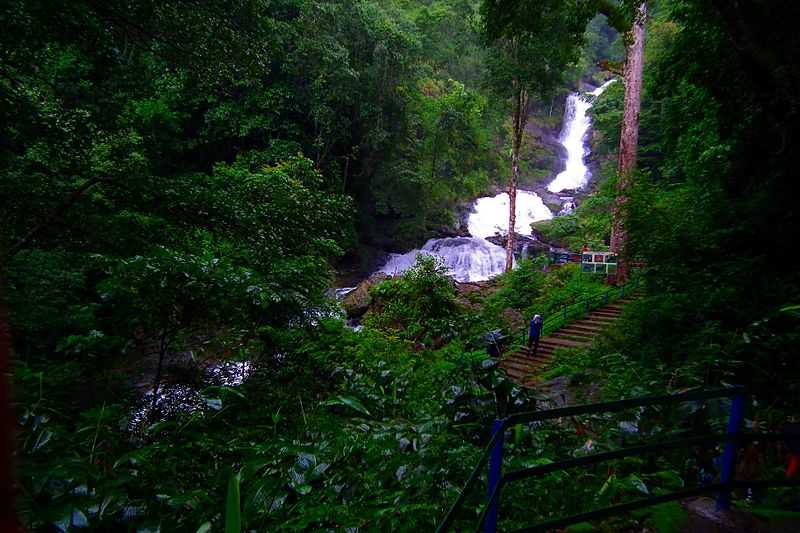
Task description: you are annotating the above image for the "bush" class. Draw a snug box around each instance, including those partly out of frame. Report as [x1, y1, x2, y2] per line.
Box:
[364, 255, 462, 343]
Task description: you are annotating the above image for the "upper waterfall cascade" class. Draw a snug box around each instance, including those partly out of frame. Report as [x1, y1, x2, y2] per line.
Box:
[548, 79, 616, 193]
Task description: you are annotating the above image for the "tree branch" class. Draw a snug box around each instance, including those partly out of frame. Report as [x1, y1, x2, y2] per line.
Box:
[10, 177, 111, 257]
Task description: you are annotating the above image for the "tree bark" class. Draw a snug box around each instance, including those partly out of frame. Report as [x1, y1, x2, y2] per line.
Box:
[506, 86, 529, 272]
[610, 1, 647, 283]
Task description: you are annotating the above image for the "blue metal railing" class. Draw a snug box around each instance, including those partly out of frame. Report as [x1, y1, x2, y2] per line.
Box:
[436, 387, 800, 533]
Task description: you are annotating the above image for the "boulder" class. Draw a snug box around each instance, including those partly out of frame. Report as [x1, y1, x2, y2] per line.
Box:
[455, 280, 494, 297]
[341, 272, 389, 318]
[485, 233, 551, 259]
[433, 224, 470, 239]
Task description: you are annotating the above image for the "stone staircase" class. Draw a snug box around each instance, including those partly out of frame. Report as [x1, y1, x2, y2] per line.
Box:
[499, 295, 639, 388]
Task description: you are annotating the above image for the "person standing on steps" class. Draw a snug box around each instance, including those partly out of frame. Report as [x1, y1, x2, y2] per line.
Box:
[527, 314, 543, 357]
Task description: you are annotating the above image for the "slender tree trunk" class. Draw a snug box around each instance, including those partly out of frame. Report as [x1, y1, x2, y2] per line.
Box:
[506, 134, 519, 271]
[610, 1, 647, 282]
[506, 87, 529, 272]
[150, 328, 169, 420]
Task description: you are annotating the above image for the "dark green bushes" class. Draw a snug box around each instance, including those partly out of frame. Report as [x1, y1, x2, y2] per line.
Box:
[14, 311, 518, 531]
[364, 255, 463, 343]
[482, 261, 608, 327]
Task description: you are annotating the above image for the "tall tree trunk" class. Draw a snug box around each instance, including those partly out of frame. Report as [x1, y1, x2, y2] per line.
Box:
[506, 87, 529, 272]
[150, 328, 170, 421]
[610, 1, 647, 282]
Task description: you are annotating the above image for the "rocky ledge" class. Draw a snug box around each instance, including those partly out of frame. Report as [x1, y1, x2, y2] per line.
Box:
[485, 233, 552, 259]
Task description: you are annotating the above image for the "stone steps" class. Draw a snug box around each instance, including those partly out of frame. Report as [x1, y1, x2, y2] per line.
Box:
[498, 291, 641, 388]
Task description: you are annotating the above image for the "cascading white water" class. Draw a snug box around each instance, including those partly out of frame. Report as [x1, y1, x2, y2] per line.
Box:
[378, 191, 552, 282]
[558, 197, 576, 215]
[548, 79, 616, 193]
[468, 191, 553, 239]
[379, 237, 507, 282]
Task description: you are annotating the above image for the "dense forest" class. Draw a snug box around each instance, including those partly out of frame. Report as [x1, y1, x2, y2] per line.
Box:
[2, 0, 800, 531]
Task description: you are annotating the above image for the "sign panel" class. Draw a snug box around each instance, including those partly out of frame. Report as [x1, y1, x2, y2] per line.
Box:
[581, 251, 617, 274]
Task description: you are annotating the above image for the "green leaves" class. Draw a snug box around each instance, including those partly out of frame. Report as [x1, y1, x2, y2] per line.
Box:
[364, 255, 461, 344]
[225, 472, 242, 533]
[321, 395, 371, 416]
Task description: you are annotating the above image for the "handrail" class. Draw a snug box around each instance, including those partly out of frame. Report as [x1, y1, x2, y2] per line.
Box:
[478, 432, 800, 533]
[509, 479, 800, 533]
[506, 386, 742, 425]
[436, 387, 747, 533]
[435, 424, 505, 533]
[545, 274, 640, 333]
[511, 483, 729, 533]
[502, 433, 722, 484]
[515, 275, 642, 347]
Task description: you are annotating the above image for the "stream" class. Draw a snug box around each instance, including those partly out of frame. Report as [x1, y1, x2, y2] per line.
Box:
[374, 80, 615, 283]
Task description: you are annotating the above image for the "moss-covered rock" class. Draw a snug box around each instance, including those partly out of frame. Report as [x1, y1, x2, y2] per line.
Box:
[341, 273, 389, 318]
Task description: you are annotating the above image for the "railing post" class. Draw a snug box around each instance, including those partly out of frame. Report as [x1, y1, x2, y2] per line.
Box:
[603, 291, 609, 306]
[716, 393, 745, 510]
[486, 419, 504, 533]
[584, 299, 589, 317]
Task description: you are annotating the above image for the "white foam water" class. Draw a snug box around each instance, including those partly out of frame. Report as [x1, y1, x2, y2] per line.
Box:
[377, 187, 555, 282]
[467, 190, 553, 239]
[548, 79, 616, 193]
[378, 236, 507, 282]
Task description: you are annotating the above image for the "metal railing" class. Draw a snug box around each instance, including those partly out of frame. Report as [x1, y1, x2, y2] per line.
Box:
[436, 387, 800, 532]
[518, 276, 642, 346]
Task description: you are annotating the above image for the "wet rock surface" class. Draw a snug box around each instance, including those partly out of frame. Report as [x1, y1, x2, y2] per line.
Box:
[485, 233, 552, 259]
[341, 272, 389, 318]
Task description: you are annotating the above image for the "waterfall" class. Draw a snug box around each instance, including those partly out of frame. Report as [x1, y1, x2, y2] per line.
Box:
[548, 79, 616, 193]
[558, 197, 576, 215]
[372, 80, 615, 283]
[378, 191, 552, 282]
[467, 191, 553, 239]
[379, 237, 507, 282]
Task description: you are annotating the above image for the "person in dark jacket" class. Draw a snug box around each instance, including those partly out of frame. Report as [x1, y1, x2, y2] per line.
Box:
[527, 314, 543, 357]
